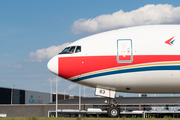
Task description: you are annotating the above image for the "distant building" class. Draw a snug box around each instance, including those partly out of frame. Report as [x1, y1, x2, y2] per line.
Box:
[0, 87, 81, 104]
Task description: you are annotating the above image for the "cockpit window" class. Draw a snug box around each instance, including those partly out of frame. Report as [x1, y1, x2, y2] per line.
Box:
[75, 46, 81, 53]
[69, 46, 76, 53]
[61, 47, 70, 53]
[59, 46, 81, 54]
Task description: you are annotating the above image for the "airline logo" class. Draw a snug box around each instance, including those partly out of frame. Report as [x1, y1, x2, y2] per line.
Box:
[165, 36, 175, 46]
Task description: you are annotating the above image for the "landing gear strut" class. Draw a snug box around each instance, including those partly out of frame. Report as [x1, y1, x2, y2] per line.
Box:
[95, 87, 119, 117]
[105, 98, 120, 118]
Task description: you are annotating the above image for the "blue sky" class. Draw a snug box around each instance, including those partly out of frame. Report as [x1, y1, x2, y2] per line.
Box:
[1, 0, 180, 97]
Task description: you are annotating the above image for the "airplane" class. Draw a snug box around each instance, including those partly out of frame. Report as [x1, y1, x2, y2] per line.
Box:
[47, 25, 180, 117]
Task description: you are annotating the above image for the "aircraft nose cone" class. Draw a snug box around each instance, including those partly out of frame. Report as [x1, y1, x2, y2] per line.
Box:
[47, 55, 58, 76]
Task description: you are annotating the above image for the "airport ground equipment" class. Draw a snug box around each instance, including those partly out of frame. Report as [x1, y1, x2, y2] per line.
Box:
[48, 109, 180, 118]
[48, 108, 107, 117]
[0, 114, 6, 117]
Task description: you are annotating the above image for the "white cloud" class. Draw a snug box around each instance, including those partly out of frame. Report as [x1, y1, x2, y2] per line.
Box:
[72, 4, 180, 34]
[67, 84, 78, 90]
[6, 64, 23, 69]
[29, 42, 71, 62]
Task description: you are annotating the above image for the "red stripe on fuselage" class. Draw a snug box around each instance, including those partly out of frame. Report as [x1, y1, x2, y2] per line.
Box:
[118, 55, 131, 61]
[58, 55, 180, 79]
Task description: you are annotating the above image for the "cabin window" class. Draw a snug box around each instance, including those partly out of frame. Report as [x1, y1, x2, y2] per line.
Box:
[59, 46, 81, 54]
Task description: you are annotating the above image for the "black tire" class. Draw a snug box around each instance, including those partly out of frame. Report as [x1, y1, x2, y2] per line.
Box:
[107, 107, 120, 118]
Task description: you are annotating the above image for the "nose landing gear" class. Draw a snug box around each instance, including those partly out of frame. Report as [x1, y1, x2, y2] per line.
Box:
[105, 98, 120, 118]
[95, 87, 120, 117]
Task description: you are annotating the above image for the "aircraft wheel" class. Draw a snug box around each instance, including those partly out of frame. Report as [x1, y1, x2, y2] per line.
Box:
[107, 107, 120, 118]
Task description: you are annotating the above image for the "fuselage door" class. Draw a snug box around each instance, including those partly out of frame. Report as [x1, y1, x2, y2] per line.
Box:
[117, 39, 133, 63]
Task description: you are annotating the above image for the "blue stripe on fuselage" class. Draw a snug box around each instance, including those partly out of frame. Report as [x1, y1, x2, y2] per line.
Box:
[72, 65, 180, 82]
